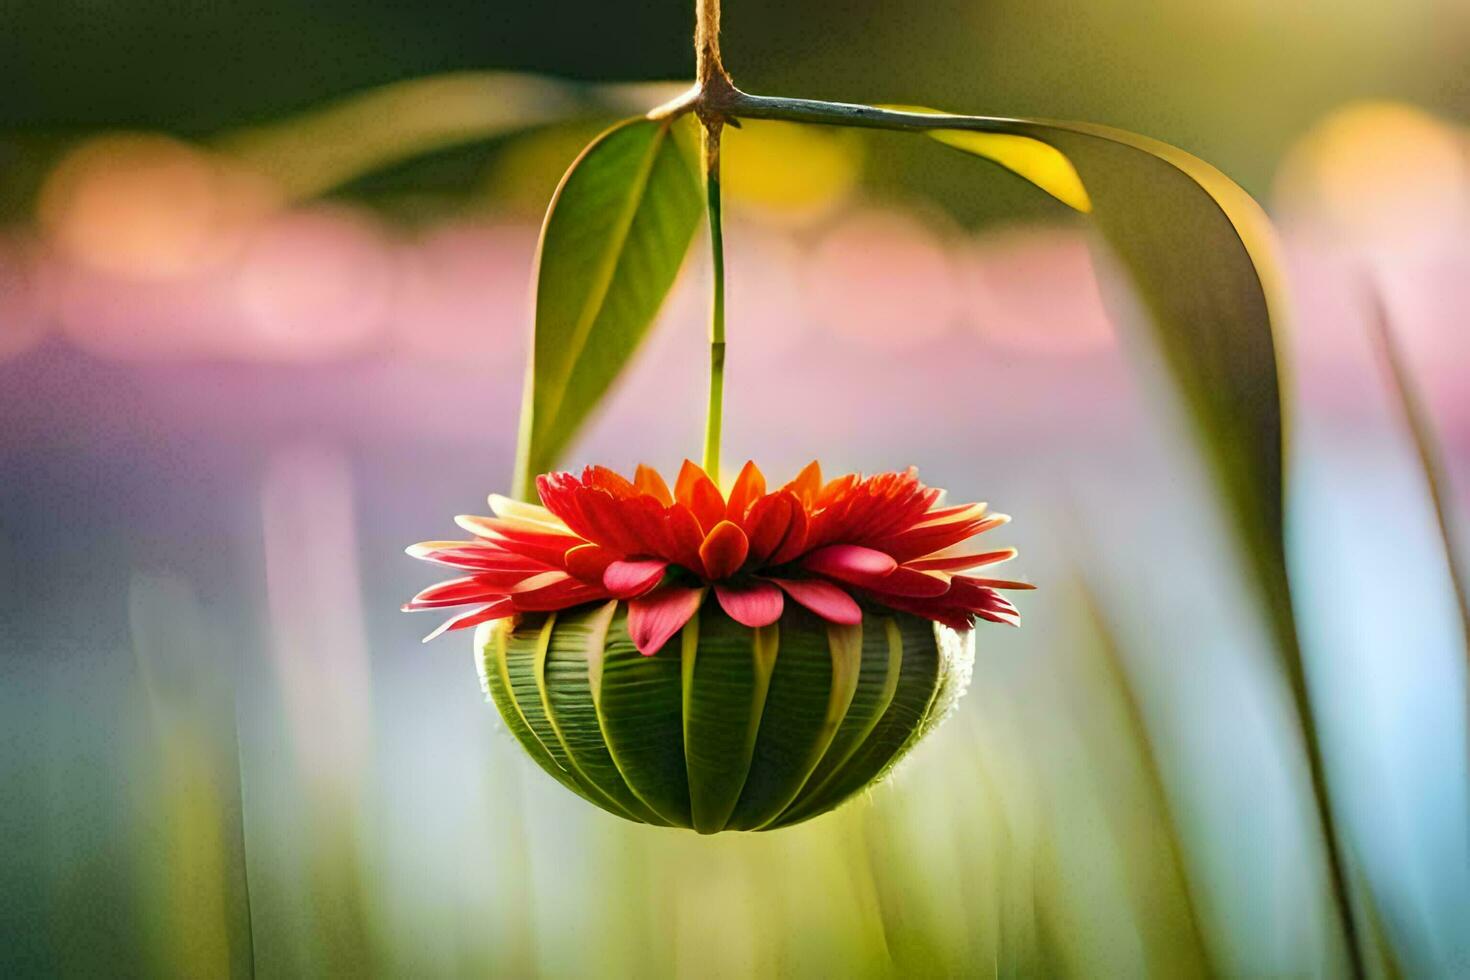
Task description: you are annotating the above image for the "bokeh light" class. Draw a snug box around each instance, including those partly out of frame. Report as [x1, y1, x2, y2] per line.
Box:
[47, 254, 241, 361]
[231, 205, 394, 361]
[959, 225, 1115, 356]
[0, 234, 49, 361]
[38, 133, 278, 281]
[802, 207, 959, 350]
[721, 120, 863, 225]
[1273, 101, 1470, 256]
[391, 220, 536, 368]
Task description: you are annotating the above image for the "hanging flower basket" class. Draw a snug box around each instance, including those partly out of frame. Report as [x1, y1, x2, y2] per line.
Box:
[408, 460, 1027, 830]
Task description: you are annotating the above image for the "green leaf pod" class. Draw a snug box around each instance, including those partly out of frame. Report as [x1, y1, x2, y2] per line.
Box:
[476, 604, 974, 832]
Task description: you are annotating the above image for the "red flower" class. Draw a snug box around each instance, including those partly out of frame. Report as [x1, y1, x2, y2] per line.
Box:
[406, 460, 1033, 654]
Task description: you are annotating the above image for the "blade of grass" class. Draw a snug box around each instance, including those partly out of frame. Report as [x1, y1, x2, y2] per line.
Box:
[1073, 573, 1215, 977]
[1365, 287, 1470, 650]
[1365, 284, 1470, 859]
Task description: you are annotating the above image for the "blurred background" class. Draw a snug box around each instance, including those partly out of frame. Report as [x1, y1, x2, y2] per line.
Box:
[2, 0, 1468, 976]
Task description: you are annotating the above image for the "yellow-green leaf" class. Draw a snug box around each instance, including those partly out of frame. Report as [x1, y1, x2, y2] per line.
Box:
[512, 116, 703, 499]
[909, 107, 1368, 970]
[918, 112, 1291, 658]
[881, 105, 1090, 212]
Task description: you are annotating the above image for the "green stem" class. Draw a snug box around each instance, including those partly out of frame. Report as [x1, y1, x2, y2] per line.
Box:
[701, 124, 726, 483]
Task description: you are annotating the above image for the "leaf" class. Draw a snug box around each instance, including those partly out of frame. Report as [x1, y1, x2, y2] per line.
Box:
[538, 602, 671, 825]
[594, 605, 693, 826]
[500, 613, 649, 821]
[912, 110, 1293, 662]
[512, 116, 703, 499]
[1073, 575, 1214, 975]
[770, 615, 947, 828]
[679, 608, 776, 833]
[475, 620, 603, 811]
[1367, 290, 1470, 652]
[724, 606, 862, 831]
[773, 614, 903, 818]
[213, 71, 686, 199]
[881, 106, 1090, 212]
[903, 106, 1367, 972]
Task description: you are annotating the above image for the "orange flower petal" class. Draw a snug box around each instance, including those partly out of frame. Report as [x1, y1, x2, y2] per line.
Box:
[816, 473, 858, 508]
[587, 465, 638, 499]
[563, 542, 616, 582]
[725, 460, 766, 522]
[676, 459, 726, 531]
[699, 520, 750, 581]
[782, 460, 822, 509]
[767, 496, 812, 565]
[634, 463, 674, 505]
[743, 492, 793, 561]
[574, 488, 646, 554]
[662, 503, 706, 571]
[454, 514, 585, 565]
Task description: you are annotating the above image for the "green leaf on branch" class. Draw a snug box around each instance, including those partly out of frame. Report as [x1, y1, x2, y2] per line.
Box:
[910, 108, 1375, 969]
[905, 109, 1390, 973]
[513, 115, 703, 499]
[880, 106, 1091, 213]
[917, 113, 1293, 658]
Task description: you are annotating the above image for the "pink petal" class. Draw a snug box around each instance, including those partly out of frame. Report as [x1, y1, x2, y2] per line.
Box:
[849, 566, 951, 598]
[405, 575, 516, 610]
[421, 599, 513, 643]
[405, 541, 549, 571]
[800, 544, 897, 578]
[714, 582, 784, 628]
[907, 548, 1016, 572]
[767, 578, 862, 626]
[627, 586, 706, 656]
[603, 559, 669, 598]
[960, 577, 1037, 590]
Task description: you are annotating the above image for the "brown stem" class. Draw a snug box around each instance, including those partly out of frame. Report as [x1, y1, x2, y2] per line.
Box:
[695, 0, 730, 91]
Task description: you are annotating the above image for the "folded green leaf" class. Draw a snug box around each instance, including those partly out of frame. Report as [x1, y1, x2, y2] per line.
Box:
[907, 107, 1367, 973]
[915, 112, 1291, 657]
[513, 116, 703, 499]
